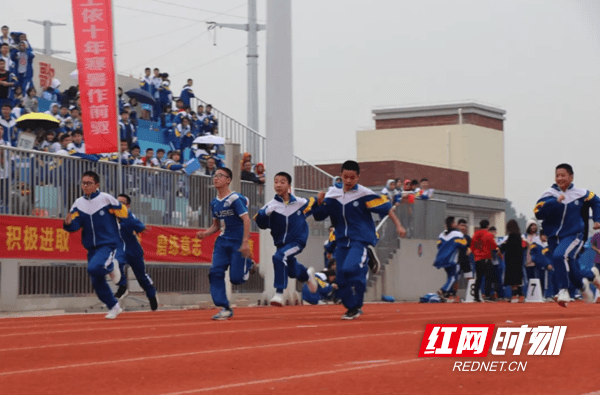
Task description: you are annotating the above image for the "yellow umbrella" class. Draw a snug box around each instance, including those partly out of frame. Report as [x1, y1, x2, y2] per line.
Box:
[16, 112, 61, 131]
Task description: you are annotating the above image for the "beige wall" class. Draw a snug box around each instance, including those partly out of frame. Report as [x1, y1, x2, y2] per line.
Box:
[357, 123, 504, 199]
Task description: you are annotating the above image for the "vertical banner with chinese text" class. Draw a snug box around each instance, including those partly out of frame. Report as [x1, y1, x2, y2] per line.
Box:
[72, 0, 118, 154]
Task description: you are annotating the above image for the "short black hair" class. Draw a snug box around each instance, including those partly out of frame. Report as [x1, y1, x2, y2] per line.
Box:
[120, 110, 129, 115]
[458, 218, 467, 225]
[145, 67, 151, 71]
[556, 163, 573, 175]
[59, 133, 71, 142]
[82, 170, 99, 184]
[130, 144, 140, 151]
[120, 138, 128, 144]
[411, 179, 419, 186]
[0, 43, 7, 48]
[420, 178, 429, 182]
[275, 171, 292, 184]
[0, 59, 5, 64]
[118, 193, 131, 205]
[479, 219, 490, 229]
[146, 148, 154, 152]
[341, 160, 360, 175]
[218, 167, 233, 179]
[72, 130, 83, 136]
[1, 103, 11, 109]
[156, 148, 165, 154]
[445, 216, 455, 230]
[489, 226, 497, 232]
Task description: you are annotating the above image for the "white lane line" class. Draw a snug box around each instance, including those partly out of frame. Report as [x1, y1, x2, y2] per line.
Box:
[157, 358, 425, 395]
[0, 331, 417, 377]
[0, 309, 530, 338]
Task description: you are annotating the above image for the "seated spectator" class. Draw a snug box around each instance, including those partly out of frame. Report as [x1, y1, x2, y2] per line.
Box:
[155, 148, 166, 167]
[45, 103, 60, 119]
[22, 87, 38, 113]
[69, 105, 82, 130]
[68, 130, 85, 153]
[241, 160, 263, 184]
[140, 148, 155, 167]
[55, 133, 72, 156]
[38, 130, 55, 151]
[11, 41, 34, 92]
[254, 162, 265, 179]
[204, 156, 217, 176]
[56, 105, 71, 127]
[42, 79, 61, 103]
[0, 103, 16, 146]
[417, 178, 434, 200]
[180, 78, 195, 108]
[199, 117, 213, 135]
[162, 150, 186, 171]
[62, 85, 79, 107]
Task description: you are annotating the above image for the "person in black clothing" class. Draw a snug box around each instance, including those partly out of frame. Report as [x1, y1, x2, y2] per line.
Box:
[457, 218, 473, 278]
[500, 219, 526, 302]
[240, 160, 264, 184]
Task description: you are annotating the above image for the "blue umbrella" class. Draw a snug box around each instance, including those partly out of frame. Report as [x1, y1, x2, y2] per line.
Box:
[125, 88, 155, 105]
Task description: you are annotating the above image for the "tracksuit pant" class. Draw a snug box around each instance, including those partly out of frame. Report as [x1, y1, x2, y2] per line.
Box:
[87, 246, 119, 309]
[334, 241, 369, 310]
[273, 241, 309, 290]
[209, 236, 252, 308]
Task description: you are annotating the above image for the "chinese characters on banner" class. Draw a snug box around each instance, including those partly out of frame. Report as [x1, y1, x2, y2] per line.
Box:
[0, 216, 260, 264]
[72, 0, 118, 154]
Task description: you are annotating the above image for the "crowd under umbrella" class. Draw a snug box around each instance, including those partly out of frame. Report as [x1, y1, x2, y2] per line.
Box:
[16, 112, 61, 131]
[125, 88, 156, 105]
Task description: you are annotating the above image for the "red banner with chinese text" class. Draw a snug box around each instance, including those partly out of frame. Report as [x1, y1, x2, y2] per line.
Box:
[0, 216, 260, 264]
[72, 0, 118, 154]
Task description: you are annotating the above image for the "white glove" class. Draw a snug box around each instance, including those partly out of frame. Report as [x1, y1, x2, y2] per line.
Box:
[265, 205, 275, 216]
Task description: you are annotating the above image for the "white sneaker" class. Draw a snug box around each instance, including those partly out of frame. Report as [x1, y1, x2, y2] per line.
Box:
[108, 259, 121, 285]
[556, 289, 569, 307]
[105, 302, 123, 319]
[270, 293, 284, 307]
[581, 279, 594, 304]
[591, 267, 600, 289]
[306, 267, 318, 293]
[212, 308, 233, 320]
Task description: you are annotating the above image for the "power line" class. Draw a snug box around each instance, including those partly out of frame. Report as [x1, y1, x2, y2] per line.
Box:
[123, 30, 210, 73]
[173, 36, 266, 77]
[149, 1, 255, 21]
[114, 5, 208, 22]
[118, 22, 201, 46]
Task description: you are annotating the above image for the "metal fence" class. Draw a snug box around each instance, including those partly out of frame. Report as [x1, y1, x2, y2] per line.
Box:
[0, 146, 264, 229]
[192, 98, 336, 193]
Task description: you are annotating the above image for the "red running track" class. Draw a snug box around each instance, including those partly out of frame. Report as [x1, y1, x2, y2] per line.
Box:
[0, 302, 599, 395]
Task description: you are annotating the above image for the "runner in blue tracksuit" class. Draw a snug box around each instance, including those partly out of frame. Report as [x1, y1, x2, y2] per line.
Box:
[433, 216, 468, 301]
[196, 167, 253, 320]
[534, 163, 600, 307]
[113, 193, 158, 311]
[63, 171, 127, 319]
[312, 160, 406, 320]
[254, 171, 318, 306]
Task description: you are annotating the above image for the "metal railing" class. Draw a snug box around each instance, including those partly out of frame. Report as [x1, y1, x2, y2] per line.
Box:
[0, 146, 264, 229]
[192, 97, 336, 193]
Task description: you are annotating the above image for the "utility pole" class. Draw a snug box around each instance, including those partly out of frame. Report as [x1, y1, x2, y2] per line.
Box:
[28, 20, 70, 55]
[207, 0, 265, 158]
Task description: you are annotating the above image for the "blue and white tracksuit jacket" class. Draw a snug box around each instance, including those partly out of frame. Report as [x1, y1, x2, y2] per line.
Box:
[534, 183, 600, 290]
[312, 184, 391, 310]
[255, 194, 316, 290]
[63, 190, 128, 308]
[434, 229, 468, 293]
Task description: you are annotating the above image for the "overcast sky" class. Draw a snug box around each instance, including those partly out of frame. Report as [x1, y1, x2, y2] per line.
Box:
[15, 0, 600, 217]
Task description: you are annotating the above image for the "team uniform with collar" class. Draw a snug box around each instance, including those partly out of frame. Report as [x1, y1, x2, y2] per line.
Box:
[115, 210, 157, 301]
[312, 184, 391, 313]
[433, 229, 468, 297]
[534, 183, 600, 292]
[208, 192, 253, 309]
[255, 194, 317, 291]
[63, 191, 128, 309]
